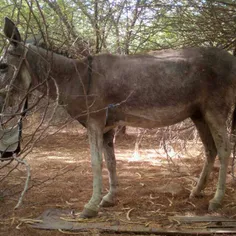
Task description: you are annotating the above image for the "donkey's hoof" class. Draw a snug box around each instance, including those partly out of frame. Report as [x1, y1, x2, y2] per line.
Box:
[80, 208, 98, 218]
[208, 201, 221, 212]
[100, 199, 115, 208]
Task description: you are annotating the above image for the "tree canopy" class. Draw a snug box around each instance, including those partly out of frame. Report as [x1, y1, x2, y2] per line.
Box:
[0, 0, 236, 56]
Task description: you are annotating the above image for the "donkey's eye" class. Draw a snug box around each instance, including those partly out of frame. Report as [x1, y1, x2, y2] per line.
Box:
[0, 63, 8, 72]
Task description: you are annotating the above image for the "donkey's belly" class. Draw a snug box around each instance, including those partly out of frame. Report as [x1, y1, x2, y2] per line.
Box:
[119, 104, 196, 128]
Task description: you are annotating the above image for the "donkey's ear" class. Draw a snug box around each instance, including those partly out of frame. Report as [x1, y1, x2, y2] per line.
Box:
[3, 17, 21, 46]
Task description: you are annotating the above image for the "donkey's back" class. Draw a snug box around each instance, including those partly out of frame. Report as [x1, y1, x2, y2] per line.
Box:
[92, 47, 236, 129]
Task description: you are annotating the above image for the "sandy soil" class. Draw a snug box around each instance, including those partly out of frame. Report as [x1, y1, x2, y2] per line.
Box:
[1, 126, 236, 236]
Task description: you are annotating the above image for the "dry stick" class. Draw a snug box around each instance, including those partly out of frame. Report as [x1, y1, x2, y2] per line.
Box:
[72, 60, 90, 123]
[2, 164, 78, 200]
[126, 208, 134, 221]
[162, 132, 176, 167]
[17, 98, 56, 163]
[0, 162, 19, 182]
[13, 154, 31, 209]
[3, 92, 50, 164]
[0, 159, 13, 167]
[0, 42, 27, 126]
[133, 128, 146, 157]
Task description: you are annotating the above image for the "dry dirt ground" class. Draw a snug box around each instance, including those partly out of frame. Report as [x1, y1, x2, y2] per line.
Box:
[1, 126, 236, 236]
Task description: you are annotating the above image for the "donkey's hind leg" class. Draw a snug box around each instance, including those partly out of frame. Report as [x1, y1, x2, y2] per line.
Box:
[190, 114, 217, 198]
[205, 111, 231, 211]
[100, 129, 118, 207]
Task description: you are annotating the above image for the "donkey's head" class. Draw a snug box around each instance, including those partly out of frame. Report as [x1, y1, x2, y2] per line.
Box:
[0, 18, 31, 112]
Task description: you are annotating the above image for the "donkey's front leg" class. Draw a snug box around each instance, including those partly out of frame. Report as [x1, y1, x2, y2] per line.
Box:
[80, 121, 104, 218]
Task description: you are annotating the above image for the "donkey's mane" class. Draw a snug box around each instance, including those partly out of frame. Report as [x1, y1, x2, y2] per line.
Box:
[27, 37, 87, 59]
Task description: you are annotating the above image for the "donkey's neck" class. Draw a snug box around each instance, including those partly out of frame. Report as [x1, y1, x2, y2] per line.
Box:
[26, 45, 88, 101]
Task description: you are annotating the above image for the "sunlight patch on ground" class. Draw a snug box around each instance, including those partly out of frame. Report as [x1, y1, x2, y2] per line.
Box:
[116, 148, 168, 166]
[41, 153, 79, 163]
[47, 155, 74, 160]
[116, 145, 202, 166]
[42, 153, 90, 165]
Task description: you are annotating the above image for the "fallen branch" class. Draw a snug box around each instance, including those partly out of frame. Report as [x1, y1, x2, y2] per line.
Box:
[13, 155, 31, 209]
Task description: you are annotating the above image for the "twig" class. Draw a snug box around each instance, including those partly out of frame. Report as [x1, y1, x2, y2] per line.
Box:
[13, 155, 31, 209]
[60, 216, 107, 223]
[19, 218, 43, 224]
[135, 172, 142, 179]
[150, 194, 159, 200]
[0, 159, 13, 169]
[167, 198, 173, 207]
[126, 208, 134, 221]
[0, 162, 19, 182]
[186, 201, 196, 208]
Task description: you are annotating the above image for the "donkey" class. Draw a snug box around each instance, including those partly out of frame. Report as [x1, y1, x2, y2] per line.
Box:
[1, 17, 236, 218]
